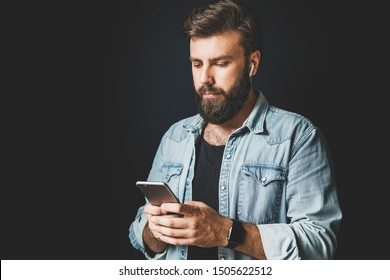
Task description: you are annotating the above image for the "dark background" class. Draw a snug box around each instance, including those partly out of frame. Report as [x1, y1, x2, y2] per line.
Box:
[3, 0, 388, 260]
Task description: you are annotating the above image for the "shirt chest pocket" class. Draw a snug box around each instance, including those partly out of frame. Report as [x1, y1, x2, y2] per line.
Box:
[238, 164, 287, 224]
[159, 162, 183, 198]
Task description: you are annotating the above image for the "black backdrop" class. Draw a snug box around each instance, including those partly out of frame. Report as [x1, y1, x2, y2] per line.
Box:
[3, 0, 388, 260]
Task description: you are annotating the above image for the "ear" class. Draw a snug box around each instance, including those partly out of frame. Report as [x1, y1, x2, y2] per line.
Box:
[249, 50, 261, 77]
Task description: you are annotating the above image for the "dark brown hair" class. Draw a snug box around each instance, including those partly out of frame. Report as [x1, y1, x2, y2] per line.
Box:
[183, 0, 263, 57]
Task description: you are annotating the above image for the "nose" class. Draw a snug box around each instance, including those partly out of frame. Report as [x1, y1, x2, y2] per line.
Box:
[199, 66, 214, 85]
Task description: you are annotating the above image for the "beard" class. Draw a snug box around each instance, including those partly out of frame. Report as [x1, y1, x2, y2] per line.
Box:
[194, 63, 251, 125]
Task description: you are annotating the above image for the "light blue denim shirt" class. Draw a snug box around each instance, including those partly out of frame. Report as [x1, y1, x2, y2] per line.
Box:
[129, 91, 342, 260]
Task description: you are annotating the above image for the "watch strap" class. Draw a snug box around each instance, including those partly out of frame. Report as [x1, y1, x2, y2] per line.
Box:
[226, 219, 245, 249]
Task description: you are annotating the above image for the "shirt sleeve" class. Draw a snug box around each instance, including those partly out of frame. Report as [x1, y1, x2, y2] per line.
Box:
[129, 205, 168, 260]
[259, 127, 342, 259]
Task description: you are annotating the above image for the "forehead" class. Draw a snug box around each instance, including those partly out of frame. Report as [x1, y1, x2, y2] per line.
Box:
[189, 30, 244, 60]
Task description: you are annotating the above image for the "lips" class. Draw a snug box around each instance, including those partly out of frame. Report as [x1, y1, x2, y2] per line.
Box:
[198, 85, 224, 98]
[203, 91, 223, 99]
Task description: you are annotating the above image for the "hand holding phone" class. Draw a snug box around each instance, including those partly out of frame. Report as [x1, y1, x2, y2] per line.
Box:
[136, 181, 180, 206]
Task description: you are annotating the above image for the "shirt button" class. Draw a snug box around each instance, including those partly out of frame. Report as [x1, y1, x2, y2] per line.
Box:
[220, 185, 226, 191]
[226, 153, 231, 159]
[261, 177, 267, 183]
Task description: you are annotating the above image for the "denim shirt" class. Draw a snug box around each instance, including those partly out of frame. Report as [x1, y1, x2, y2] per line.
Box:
[129, 91, 342, 260]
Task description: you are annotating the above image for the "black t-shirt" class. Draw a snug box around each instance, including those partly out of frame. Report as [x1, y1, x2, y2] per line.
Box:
[187, 136, 225, 260]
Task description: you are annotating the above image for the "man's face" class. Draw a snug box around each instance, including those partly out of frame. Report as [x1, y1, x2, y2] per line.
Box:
[190, 31, 251, 124]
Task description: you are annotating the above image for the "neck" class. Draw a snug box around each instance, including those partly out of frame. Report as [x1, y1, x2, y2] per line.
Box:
[203, 89, 257, 145]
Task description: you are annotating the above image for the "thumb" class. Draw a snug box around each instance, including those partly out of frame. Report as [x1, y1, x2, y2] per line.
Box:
[184, 200, 207, 207]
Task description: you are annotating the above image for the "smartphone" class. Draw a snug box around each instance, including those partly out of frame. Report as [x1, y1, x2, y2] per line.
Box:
[135, 181, 180, 206]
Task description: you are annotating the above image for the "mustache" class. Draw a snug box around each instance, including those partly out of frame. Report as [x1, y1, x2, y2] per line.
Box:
[197, 84, 225, 95]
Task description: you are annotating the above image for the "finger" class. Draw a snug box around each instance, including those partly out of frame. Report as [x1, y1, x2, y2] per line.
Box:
[158, 226, 193, 239]
[147, 223, 163, 239]
[161, 203, 198, 216]
[146, 212, 173, 221]
[159, 202, 182, 214]
[159, 235, 195, 246]
[183, 200, 207, 207]
[144, 204, 163, 215]
[150, 215, 184, 229]
[155, 216, 188, 229]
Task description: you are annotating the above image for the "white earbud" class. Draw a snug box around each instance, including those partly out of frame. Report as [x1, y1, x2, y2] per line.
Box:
[249, 63, 255, 77]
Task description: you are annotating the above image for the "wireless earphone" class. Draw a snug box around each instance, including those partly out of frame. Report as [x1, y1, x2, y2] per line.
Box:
[249, 63, 255, 77]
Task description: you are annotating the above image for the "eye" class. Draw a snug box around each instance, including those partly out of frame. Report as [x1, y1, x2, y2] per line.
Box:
[192, 62, 202, 68]
[216, 61, 228, 67]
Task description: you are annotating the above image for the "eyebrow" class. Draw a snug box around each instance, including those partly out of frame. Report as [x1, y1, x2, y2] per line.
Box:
[189, 55, 234, 62]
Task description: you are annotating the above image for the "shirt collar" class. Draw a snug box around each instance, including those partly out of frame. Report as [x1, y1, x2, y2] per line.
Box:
[242, 90, 268, 134]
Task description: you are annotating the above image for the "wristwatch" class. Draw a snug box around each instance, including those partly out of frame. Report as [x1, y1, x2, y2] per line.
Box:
[226, 219, 245, 249]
